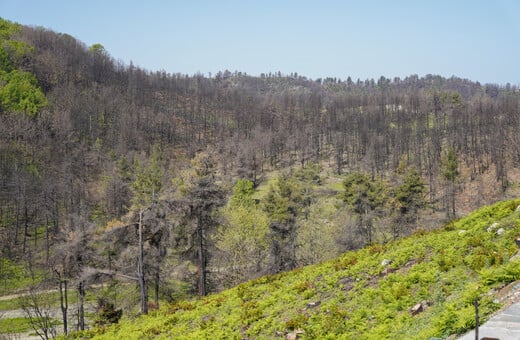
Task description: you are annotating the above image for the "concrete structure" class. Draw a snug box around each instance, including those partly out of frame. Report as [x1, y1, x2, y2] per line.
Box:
[459, 302, 520, 340]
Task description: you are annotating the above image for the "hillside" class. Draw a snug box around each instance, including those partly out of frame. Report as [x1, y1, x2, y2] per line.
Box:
[80, 199, 520, 339]
[2, 16, 520, 338]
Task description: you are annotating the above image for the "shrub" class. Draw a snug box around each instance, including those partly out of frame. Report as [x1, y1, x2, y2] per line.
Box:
[94, 298, 123, 326]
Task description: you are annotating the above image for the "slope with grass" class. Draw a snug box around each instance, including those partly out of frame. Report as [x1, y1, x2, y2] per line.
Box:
[70, 199, 520, 339]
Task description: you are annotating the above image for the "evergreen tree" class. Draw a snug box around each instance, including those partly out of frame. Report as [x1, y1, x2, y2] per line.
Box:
[131, 145, 164, 210]
[181, 151, 225, 296]
[341, 172, 387, 244]
[441, 148, 459, 219]
[392, 167, 426, 238]
[263, 169, 317, 273]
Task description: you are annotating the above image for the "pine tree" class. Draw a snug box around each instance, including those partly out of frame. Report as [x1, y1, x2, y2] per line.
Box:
[341, 172, 387, 244]
[392, 167, 426, 238]
[441, 148, 459, 219]
[181, 151, 225, 296]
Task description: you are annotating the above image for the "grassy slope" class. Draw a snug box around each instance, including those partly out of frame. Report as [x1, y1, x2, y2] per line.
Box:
[82, 198, 520, 339]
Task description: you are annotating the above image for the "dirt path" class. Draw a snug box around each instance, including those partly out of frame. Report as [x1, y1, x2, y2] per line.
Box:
[1, 290, 97, 340]
[0, 289, 58, 302]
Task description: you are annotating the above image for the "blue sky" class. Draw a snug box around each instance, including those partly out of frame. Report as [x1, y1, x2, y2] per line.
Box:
[1, 0, 519, 84]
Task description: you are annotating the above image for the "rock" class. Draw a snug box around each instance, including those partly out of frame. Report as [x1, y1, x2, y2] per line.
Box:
[496, 228, 505, 235]
[516, 205, 520, 212]
[405, 259, 417, 267]
[380, 267, 396, 277]
[410, 302, 424, 316]
[381, 259, 392, 267]
[458, 229, 466, 236]
[286, 329, 304, 340]
[307, 301, 321, 308]
[487, 222, 499, 233]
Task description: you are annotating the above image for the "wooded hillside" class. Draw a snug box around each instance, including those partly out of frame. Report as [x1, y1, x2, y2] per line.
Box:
[1, 17, 520, 334]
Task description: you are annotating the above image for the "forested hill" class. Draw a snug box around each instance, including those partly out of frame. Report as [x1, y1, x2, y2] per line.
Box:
[86, 199, 520, 339]
[2, 16, 520, 333]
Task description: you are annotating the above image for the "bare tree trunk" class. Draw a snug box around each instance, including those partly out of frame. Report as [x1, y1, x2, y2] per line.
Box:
[23, 204, 28, 254]
[78, 281, 85, 331]
[474, 298, 479, 340]
[138, 210, 148, 314]
[14, 190, 20, 246]
[197, 221, 206, 296]
[45, 216, 50, 266]
[451, 181, 456, 218]
[57, 274, 68, 336]
[154, 271, 159, 306]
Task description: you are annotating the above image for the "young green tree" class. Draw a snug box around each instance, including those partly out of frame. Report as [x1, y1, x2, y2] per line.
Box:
[263, 169, 317, 273]
[441, 148, 459, 219]
[341, 172, 387, 244]
[217, 179, 269, 286]
[296, 197, 346, 265]
[392, 167, 426, 238]
[131, 145, 164, 210]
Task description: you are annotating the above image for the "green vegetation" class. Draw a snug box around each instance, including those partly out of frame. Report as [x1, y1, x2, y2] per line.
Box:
[0, 317, 33, 334]
[0, 18, 47, 117]
[0, 258, 44, 296]
[78, 199, 520, 339]
[2, 15, 520, 340]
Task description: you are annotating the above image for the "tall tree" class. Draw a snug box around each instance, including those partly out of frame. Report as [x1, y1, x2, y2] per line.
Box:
[392, 167, 426, 238]
[341, 172, 387, 244]
[180, 151, 225, 296]
[129, 144, 165, 314]
[441, 148, 459, 219]
[263, 168, 317, 273]
[217, 179, 269, 286]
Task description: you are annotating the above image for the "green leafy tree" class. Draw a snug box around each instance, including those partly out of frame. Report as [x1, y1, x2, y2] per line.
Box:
[263, 169, 317, 273]
[0, 19, 47, 117]
[131, 145, 164, 210]
[218, 179, 269, 286]
[392, 167, 426, 238]
[89, 43, 106, 53]
[0, 70, 47, 117]
[341, 172, 387, 244]
[263, 175, 299, 273]
[442, 148, 459, 219]
[296, 197, 345, 265]
[230, 178, 255, 206]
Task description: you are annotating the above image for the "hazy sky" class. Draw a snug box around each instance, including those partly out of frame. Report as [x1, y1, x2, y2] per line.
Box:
[1, 0, 519, 84]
